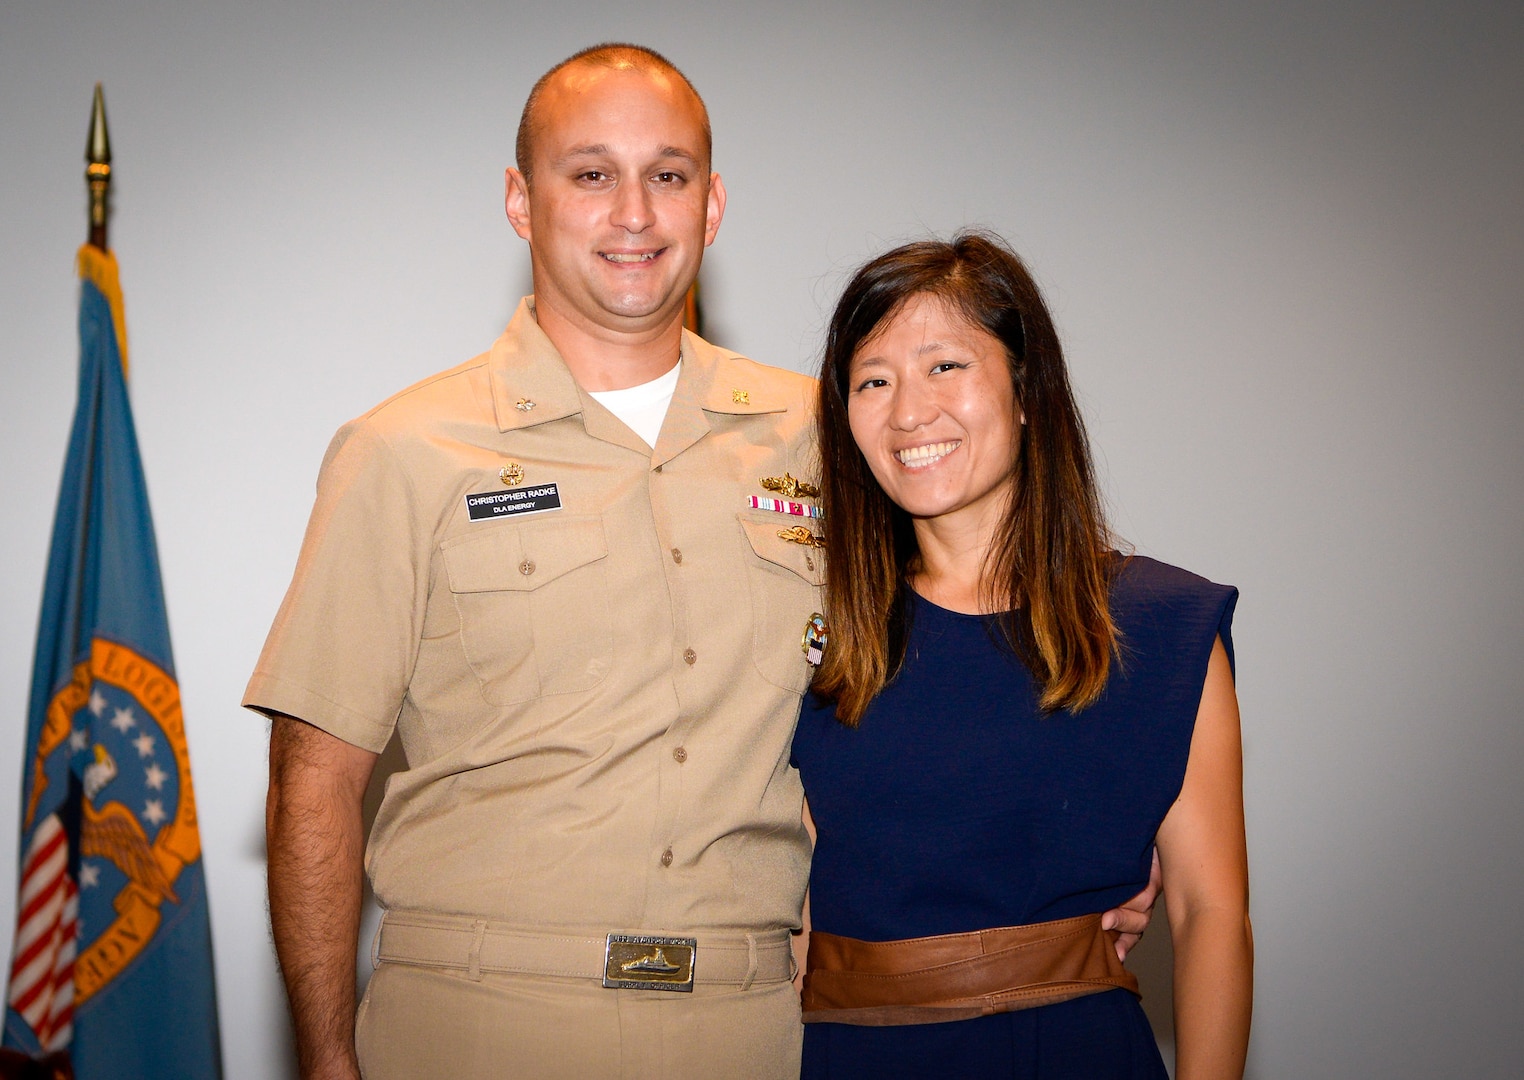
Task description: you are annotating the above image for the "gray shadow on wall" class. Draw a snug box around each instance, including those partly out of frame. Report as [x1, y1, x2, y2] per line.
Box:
[1129, 894, 1176, 1075]
[500, 261, 533, 330]
[689, 265, 737, 353]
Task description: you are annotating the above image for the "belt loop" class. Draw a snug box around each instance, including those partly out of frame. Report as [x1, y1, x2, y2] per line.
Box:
[467, 920, 488, 982]
[370, 910, 385, 970]
[740, 933, 758, 991]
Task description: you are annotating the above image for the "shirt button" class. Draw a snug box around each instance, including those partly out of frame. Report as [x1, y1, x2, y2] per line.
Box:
[519, 559, 535, 576]
[660, 848, 674, 867]
[683, 648, 697, 665]
[654, 464, 664, 474]
[672, 746, 687, 763]
[671, 548, 683, 564]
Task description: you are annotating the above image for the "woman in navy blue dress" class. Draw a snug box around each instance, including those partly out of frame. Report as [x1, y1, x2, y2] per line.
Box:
[792, 233, 1252, 1078]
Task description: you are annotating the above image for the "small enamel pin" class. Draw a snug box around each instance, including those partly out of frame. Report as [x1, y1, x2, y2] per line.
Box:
[515, 398, 536, 412]
[732, 388, 750, 405]
[777, 525, 825, 549]
[760, 473, 821, 500]
[500, 462, 525, 486]
[801, 613, 828, 667]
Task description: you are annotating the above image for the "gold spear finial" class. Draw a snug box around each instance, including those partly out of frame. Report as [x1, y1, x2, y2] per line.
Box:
[86, 83, 112, 251]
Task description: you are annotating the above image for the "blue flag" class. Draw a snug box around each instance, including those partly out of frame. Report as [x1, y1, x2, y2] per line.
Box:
[4, 247, 223, 1078]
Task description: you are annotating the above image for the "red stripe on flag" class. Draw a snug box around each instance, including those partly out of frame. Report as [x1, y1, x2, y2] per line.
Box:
[7, 812, 77, 1047]
[15, 868, 66, 935]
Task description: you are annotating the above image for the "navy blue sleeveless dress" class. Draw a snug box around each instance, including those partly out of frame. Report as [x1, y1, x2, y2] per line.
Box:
[791, 557, 1237, 1079]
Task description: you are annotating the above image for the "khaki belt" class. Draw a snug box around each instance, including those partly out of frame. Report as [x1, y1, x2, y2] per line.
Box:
[801, 913, 1138, 1025]
[377, 910, 795, 992]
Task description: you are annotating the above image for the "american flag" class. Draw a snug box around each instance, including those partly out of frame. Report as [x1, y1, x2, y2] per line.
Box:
[6, 811, 78, 1051]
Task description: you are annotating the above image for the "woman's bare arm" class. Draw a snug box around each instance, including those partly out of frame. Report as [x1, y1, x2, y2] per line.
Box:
[1155, 637, 1253, 1080]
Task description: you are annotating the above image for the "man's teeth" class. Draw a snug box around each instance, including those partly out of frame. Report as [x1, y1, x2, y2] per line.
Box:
[896, 441, 960, 467]
[604, 252, 658, 263]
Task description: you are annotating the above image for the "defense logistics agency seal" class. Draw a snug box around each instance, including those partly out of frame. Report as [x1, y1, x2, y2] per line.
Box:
[26, 639, 200, 1004]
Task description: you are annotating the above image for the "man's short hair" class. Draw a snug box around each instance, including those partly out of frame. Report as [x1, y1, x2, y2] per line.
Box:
[515, 43, 712, 186]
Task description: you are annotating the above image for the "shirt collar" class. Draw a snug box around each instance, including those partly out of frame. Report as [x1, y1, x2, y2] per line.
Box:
[488, 296, 792, 458]
[487, 298, 585, 434]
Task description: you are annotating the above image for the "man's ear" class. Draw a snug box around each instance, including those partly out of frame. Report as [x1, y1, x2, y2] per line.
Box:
[703, 173, 726, 247]
[505, 167, 533, 241]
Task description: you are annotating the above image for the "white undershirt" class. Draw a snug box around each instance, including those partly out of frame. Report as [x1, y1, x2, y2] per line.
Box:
[587, 361, 681, 449]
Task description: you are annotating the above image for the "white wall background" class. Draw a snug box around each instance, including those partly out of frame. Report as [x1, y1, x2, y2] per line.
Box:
[2, 2, 1520, 1076]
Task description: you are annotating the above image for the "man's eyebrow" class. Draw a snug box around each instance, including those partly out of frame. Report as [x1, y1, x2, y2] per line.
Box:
[551, 145, 703, 169]
[657, 146, 702, 168]
[553, 144, 610, 167]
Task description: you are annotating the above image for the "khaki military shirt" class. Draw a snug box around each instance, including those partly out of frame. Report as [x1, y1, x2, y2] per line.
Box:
[245, 300, 821, 936]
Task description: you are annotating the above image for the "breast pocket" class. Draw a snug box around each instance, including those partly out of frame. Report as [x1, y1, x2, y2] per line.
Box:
[441, 516, 612, 705]
[737, 512, 827, 694]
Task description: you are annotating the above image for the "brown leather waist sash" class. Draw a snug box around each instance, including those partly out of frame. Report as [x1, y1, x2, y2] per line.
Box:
[800, 913, 1139, 1026]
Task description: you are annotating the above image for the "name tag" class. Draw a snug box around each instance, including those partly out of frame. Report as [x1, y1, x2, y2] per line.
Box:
[465, 483, 562, 521]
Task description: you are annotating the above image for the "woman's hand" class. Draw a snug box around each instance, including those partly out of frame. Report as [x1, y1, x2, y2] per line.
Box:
[1102, 847, 1162, 960]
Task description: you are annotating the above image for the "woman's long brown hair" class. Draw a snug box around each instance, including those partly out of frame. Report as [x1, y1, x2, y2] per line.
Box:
[814, 231, 1119, 724]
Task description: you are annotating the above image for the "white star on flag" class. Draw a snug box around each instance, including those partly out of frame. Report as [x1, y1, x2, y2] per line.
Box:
[89, 688, 107, 717]
[143, 800, 167, 827]
[145, 763, 168, 791]
[110, 706, 136, 733]
[133, 732, 155, 758]
[69, 727, 89, 752]
[78, 862, 101, 888]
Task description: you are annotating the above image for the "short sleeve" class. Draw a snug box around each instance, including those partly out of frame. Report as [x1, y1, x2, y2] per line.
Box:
[242, 420, 426, 752]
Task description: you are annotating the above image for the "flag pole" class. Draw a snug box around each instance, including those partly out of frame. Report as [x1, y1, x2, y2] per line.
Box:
[85, 84, 111, 253]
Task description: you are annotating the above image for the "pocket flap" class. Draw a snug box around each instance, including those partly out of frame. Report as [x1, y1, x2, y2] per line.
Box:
[737, 512, 827, 586]
[443, 516, 608, 593]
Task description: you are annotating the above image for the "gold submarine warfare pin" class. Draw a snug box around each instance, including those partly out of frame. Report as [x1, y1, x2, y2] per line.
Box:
[759, 473, 820, 500]
[776, 525, 825, 548]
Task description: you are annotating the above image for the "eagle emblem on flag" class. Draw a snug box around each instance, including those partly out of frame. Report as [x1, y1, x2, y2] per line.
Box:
[10, 640, 201, 1048]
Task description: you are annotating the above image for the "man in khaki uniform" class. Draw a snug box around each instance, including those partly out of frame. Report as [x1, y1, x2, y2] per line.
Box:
[249, 43, 1153, 1080]
[249, 45, 821, 1079]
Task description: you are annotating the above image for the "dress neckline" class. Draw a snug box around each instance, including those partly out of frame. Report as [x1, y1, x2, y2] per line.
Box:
[905, 585, 1010, 622]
